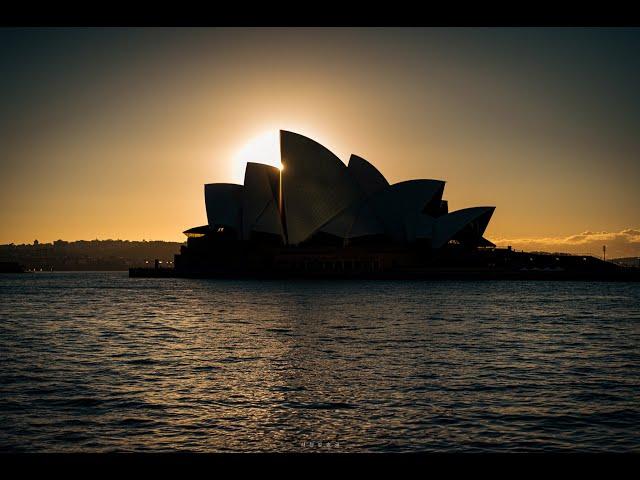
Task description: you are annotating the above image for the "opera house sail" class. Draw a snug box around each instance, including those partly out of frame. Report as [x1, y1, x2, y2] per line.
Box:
[174, 130, 496, 277]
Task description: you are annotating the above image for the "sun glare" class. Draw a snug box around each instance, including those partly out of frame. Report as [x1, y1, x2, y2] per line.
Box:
[232, 130, 283, 183]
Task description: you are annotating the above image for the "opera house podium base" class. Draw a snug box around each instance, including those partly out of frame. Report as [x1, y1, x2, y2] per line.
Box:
[129, 247, 639, 281]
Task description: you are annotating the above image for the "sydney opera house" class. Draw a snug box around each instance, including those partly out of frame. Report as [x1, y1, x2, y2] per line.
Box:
[172, 131, 496, 277]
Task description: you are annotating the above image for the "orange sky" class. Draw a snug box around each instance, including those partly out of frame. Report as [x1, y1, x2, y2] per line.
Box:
[1, 28, 639, 257]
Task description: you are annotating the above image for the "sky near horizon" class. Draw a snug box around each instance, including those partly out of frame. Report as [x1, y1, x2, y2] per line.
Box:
[1, 28, 639, 256]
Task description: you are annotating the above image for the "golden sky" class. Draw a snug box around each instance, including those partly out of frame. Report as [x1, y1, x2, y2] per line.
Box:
[1, 28, 639, 257]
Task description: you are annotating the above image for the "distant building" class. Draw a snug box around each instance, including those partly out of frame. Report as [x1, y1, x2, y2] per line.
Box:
[175, 131, 496, 276]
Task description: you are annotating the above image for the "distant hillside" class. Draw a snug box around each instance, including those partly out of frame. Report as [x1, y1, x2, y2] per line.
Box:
[0, 239, 184, 271]
[610, 257, 640, 268]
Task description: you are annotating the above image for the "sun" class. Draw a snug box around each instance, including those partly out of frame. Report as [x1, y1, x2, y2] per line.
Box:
[232, 130, 283, 184]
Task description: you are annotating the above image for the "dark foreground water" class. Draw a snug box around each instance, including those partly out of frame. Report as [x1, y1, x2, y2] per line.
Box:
[0, 272, 639, 452]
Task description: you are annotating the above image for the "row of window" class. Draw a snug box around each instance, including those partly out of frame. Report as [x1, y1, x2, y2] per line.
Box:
[277, 259, 384, 272]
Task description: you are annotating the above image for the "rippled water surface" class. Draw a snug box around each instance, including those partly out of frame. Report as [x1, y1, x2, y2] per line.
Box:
[1, 272, 639, 452]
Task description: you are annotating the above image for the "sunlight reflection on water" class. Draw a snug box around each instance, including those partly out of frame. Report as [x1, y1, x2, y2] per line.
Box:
[1, 272, 639, 452]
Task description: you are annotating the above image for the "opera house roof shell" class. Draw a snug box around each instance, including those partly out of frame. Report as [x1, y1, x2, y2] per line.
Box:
[194, 130, 494, 249]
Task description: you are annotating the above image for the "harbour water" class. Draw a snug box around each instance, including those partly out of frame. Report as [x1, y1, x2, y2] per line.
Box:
[1, 272, 639, 452]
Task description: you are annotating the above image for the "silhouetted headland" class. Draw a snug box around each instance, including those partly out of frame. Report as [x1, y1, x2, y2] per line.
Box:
[0, 261, 24, 273]
[0, 239, 181, 271]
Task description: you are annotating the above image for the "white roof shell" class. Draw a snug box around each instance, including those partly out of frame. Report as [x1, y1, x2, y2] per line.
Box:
[320, 201, 385, 239]
[430, 206, 495, 248]
[197, 131, 495, 249]
[204, 183, 244, 235]
[347, 154, 389, 197]
[366, 179, 446, 242]
[241, 162, 284, 240]
[280, 130, 363, 245]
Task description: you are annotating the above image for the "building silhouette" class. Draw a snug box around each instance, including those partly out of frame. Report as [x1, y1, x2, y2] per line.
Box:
[174, 131, 496, 277]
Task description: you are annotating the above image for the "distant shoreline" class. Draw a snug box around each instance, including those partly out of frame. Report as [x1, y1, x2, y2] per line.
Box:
[0, 239, 182, 272]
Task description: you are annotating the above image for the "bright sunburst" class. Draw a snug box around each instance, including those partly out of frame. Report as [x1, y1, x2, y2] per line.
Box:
[232, 130, 283, 184]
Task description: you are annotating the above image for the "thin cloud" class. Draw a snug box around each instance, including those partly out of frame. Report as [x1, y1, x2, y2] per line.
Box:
[491, 228, 640, 258]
